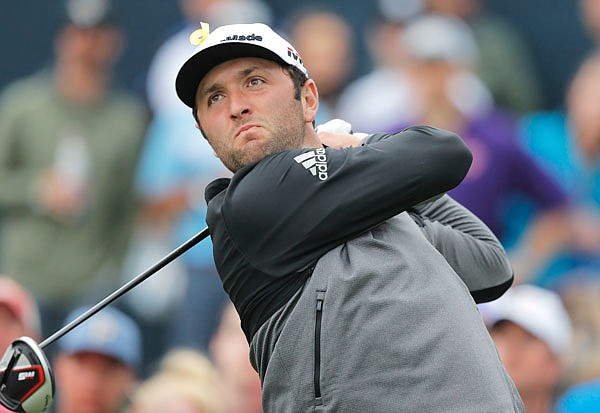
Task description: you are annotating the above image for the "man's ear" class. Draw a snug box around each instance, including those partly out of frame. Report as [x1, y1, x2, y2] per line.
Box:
[302, 79, 319, 124]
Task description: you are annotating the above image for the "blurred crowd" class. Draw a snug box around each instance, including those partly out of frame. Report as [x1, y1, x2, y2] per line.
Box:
[1, 0, 600, 411]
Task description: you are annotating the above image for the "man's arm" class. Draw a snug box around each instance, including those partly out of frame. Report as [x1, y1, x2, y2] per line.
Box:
[408, 195, 514, 303]
[221, 126, 473, 274]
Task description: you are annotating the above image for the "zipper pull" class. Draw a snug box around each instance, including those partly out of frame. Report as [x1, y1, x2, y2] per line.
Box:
[316, 291, 325, 310]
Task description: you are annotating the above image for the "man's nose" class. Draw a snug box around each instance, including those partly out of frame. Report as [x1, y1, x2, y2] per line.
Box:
[229, 91, 251, 119]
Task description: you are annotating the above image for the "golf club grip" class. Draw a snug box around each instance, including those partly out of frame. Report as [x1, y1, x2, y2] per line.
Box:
[39, 226, 210, 349]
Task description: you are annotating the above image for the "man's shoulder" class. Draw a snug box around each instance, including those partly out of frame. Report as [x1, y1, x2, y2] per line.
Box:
[204, 148, 328, 219]
[99, 89, 150, 141]
[205, 178, 231, 205]
[242, 148, 331, 190]
[0, 72, 53, 111]
[105, 89, 148, 117]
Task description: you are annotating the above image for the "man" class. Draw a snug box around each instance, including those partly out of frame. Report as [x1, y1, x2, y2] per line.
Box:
[285, 7, 355, 124]
[175, 22, 523, 412]
[480, 284, 573, 413]
[0, 0, 147, 336]
[53, 306, 141, 413]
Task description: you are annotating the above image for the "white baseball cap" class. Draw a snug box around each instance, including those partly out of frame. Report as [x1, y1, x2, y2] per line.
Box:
[176, 22, 308, 108]
[479, 284, 573, 355]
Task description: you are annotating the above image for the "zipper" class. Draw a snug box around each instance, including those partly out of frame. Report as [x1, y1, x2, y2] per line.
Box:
[314, 290, 326, 404]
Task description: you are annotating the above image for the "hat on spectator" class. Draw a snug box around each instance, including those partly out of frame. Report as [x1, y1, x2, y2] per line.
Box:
[480, 284, 572, 355]
[206, 0, 273, 29]
[0, 276, 41, 339]
[57, 306, 141, 368]
[401, 13, 479, 66]
[376, 0, 424, 25]
[176, 22, 308, 108]
[62, 0, 117, 28]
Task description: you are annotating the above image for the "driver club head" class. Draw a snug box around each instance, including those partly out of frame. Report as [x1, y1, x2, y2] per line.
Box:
[0, 337, 54, 413]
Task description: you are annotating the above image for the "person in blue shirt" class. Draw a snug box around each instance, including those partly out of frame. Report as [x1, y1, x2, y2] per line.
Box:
[519, 53, 600, 288]
[556, 378, 600, 413]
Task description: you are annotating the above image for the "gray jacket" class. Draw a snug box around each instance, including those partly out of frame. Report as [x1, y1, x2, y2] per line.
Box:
[251, 197, 523, 412]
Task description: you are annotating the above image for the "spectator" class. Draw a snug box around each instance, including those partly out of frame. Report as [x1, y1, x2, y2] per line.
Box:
[129, 349, 222, 413]
[558, 278, 600, 389]
[0, 277, 42, 413]
[0, 276, 41, 351]
[0, 0, 148, 338]
[422, 0, 544, 113]
[209, 302, 261, 413]
[556, 377, 600, 413]
[580, 0, 600, 48]
[0, 275, 42, 413]
[53, 305, 142, 413]
[480, 284, 573, 413]
[285, 7, 355, 124]
[519, 52, 600, 287]
[387, 14, 569, 264]
[336, 0, 423, 133]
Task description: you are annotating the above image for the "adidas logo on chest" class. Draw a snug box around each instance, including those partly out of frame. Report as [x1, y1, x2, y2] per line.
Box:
[294, 148, 328, 181]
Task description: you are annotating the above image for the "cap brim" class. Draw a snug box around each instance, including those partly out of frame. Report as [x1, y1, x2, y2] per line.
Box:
[176, 42, 287, 108]
[61, 343, 134, 367]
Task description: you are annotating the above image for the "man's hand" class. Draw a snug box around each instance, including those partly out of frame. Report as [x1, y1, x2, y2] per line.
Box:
[316, 119, 367, 149]
[318, 131, 363, 149]
[37, 169, 87, 220]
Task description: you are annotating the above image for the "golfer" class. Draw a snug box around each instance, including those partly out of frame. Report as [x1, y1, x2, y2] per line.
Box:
[176, 22, 524, 412]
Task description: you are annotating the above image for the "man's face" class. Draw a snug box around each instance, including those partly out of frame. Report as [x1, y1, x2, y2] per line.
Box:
[490, 321, 561, 394]
[54, 352, 135, 413]
[194, 57, 309, 172]
[58, 25, 123, 72]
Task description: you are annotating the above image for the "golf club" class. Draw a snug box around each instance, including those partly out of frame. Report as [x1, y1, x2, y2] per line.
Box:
[0, 226, 210, 413]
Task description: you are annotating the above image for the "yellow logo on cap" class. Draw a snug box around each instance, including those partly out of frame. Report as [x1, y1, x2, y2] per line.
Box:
[190, 22, 210, 46]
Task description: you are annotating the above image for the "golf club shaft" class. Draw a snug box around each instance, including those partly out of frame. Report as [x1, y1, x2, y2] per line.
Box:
[40, 226, 210, 349]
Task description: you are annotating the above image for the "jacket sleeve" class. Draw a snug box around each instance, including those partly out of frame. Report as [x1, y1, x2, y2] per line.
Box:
[222, 126, 473, 274]
[408, 195, 514, 303]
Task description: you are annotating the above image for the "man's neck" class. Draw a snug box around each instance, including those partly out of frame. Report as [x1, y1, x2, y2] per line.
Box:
[302, 124, 322, 149]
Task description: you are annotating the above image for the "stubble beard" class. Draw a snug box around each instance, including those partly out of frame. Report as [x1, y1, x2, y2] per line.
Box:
[219, 101, 306, 172]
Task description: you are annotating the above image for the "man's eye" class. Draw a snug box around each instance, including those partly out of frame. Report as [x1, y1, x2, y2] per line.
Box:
[208, 93, 223, 105]
[248, 77, 264, 86]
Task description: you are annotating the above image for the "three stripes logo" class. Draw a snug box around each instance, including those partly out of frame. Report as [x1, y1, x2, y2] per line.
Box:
[294, 148, 328, 181]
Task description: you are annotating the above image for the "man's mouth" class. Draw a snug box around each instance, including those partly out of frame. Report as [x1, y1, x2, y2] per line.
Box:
[236, 124, 260, 138]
